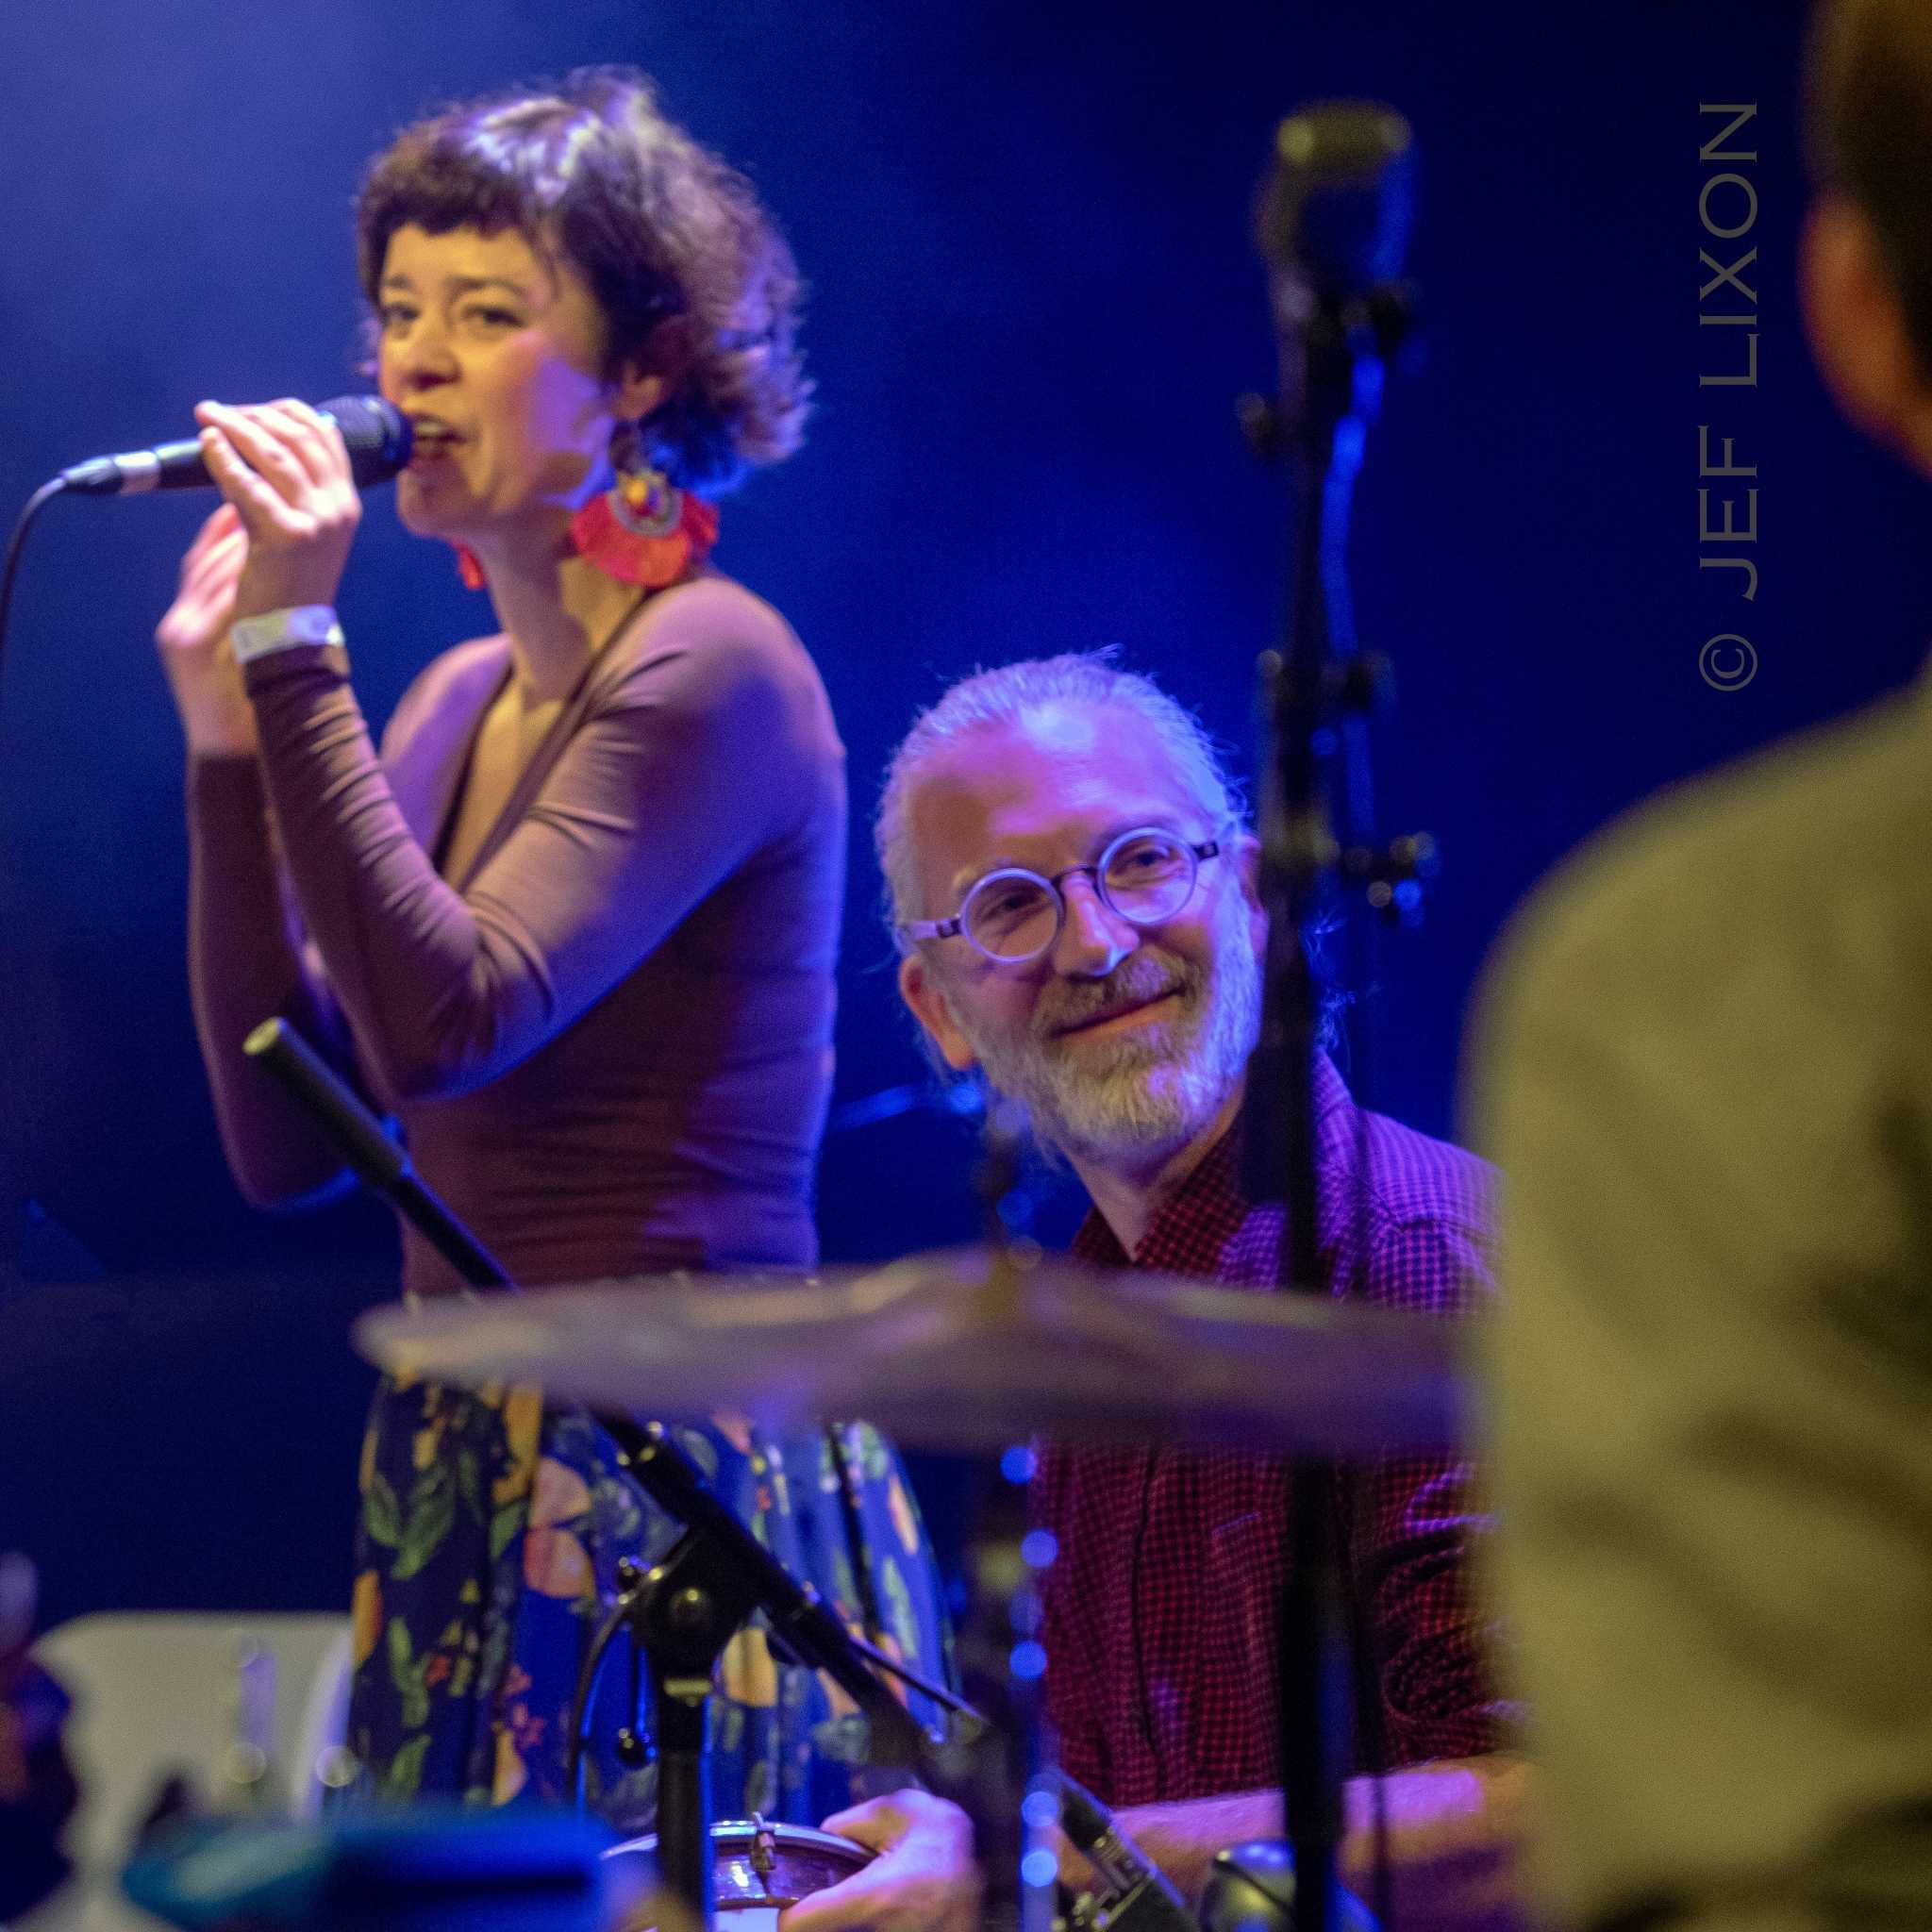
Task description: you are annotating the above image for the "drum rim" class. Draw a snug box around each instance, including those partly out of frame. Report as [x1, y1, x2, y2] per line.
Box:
[604, 1818, 872, 1860]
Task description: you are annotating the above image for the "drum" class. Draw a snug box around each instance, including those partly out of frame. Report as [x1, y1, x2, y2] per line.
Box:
[605, 1818, 874, 1931]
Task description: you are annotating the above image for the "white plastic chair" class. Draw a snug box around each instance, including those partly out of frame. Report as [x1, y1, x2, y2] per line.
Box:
[27, 1612, 352, 1932]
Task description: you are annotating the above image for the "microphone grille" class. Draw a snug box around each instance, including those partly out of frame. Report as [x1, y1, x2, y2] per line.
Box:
[317, 395, 412, 484]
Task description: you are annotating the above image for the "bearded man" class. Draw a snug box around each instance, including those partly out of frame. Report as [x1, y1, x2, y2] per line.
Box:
[786, 655, 1528, 1932]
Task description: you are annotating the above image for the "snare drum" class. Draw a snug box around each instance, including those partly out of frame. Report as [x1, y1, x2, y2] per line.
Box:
[606, 1817, 874, 1930]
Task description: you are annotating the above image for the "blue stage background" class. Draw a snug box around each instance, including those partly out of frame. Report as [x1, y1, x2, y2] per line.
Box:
[1, 0, 1924, 1629]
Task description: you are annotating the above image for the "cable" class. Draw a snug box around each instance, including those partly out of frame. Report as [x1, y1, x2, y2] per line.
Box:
[0, 477, 69, 701]
[824, 1424, 890, 1649]
[568, 1594, 634, 1809]
[844, 1629, 980, 1725]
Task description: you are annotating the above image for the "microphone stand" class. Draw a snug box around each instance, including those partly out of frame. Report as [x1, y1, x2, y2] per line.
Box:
[243, 1020, 938, 1929]
[1240, 107, 1425, 1932]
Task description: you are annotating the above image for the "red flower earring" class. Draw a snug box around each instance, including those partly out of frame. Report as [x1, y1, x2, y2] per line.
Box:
[445, 428, 717, 594]
[569, 426, 718, 589]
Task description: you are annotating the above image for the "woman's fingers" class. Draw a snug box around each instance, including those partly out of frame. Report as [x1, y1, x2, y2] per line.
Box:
[175, 514, 246, 604]
[177, 501, 242, 574]
[163, 536, 248, 653]
[180, 509, 224, 567]
[158, 497, 252, 670]
[197, 420, 292, 532]
[195, 398, 360, 530]
[186, 501, 246, 563]
[196, 401, 318, 514]
[253, 398, 344, 493]
[194, 396, 361, 614]
[181, 534, 247, 611]
[282, 398, 354, 487]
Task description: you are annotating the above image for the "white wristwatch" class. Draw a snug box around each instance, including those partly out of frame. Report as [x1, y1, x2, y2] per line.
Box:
[230, 605, 346, 664]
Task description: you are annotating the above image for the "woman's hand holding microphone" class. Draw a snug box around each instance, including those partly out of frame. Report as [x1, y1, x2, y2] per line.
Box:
[154, 398, 362, 757]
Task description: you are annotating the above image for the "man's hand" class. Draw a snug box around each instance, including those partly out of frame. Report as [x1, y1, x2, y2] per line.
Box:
[1086, 1791, 1277, 1903]
[1338, 1755, 1532, 1932]
[1087, 1757, 1532, 1931]
[776, 1789, 980, 1932]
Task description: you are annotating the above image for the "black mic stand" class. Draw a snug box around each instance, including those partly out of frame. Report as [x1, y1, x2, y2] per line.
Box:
[584, 1457, 782, 1928]
[573, 1417, 945, 1931]
[1239, 106, 1426, 1932]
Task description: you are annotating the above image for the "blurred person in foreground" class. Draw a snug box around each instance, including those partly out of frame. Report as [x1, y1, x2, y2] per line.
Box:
[152, 69, 949, 1847]
[1474, 4, 1932, 1924]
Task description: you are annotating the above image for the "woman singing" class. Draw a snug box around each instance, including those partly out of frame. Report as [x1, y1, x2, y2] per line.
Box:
[154, 70, 946, 1826]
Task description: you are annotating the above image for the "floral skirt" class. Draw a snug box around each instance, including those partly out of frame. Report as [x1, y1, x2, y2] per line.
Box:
[343, 1372, 950, 1831]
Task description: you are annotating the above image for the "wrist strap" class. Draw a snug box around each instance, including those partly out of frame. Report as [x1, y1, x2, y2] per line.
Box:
[231, 605, 344, 664]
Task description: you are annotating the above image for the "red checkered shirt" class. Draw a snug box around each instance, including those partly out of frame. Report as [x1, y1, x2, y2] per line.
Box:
[1034, 1053, 1504, 1807]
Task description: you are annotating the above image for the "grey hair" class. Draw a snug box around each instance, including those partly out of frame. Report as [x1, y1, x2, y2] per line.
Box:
[874, 651, 1249, 948]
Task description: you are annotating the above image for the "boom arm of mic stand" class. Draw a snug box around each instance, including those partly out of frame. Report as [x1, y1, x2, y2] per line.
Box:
[243, 1019, 511, 1294]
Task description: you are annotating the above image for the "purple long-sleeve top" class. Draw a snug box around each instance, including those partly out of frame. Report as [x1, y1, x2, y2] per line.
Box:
[185, 577, 845, 1296]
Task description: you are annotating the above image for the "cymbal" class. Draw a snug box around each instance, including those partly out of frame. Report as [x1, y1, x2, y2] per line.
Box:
[353, 1246, 1469, 1457]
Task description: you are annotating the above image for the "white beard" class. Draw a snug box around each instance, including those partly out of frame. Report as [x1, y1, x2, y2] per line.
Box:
[954, 891, 1262, 1168]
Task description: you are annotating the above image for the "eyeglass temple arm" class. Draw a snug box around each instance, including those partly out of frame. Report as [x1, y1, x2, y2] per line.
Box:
[896, 915, 961, 942]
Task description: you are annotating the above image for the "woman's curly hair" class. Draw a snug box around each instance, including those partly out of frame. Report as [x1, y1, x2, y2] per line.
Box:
[356, 66, 809, 496]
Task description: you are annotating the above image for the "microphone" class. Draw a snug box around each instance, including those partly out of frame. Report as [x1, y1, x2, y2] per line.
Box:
[58, 395, 412, 498]
[1249, 102, 1419, 449]
[1057, 1771, 1198, 1931]
[1257, 103, 1416, 297]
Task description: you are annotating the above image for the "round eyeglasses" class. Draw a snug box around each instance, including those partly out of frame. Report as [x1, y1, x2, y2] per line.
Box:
[899, 826, 1223, 964]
